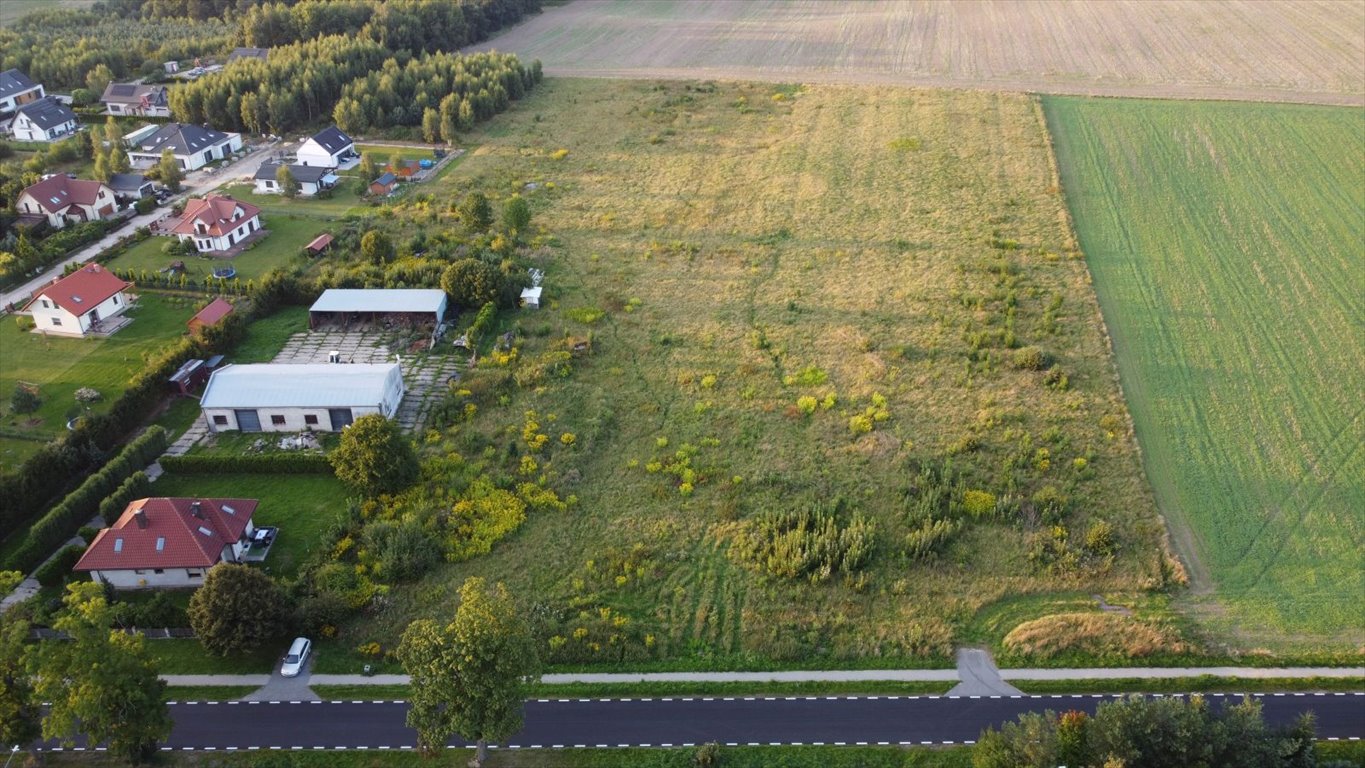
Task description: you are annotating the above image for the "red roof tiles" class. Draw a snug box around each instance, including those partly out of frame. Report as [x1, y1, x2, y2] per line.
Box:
[169, 195, 262, 238]
[22, 264, 130, 316]
[189, 297, 234, 330]
[75, 497, 257, 571]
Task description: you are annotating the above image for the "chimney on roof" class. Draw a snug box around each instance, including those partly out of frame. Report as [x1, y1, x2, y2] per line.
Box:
[134, 509, 147, 529]
[190, 500, 204, 519]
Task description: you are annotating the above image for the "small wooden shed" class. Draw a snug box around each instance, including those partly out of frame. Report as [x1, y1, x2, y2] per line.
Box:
[188, 298, 234, 334]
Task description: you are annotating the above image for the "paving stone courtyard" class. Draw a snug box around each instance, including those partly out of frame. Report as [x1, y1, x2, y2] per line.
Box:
[271, 330, 463, 431]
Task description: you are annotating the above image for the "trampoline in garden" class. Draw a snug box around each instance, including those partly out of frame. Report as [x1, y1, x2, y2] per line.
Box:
[212, 266, 237, 279]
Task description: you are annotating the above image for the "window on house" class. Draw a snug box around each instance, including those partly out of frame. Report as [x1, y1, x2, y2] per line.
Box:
[51, 317, 61, 326]
[187, 570, 202, 578]
[153, 569, 164, 574]
[41, 299, 50, 308]
[134, 569, 146, 575]
[271, 414, 286, 425]
[304, 414, 319, 425]
[212, 415, 228, 425]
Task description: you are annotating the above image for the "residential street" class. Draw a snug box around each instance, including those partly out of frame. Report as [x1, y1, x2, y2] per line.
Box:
[33, 693, 1365, 753]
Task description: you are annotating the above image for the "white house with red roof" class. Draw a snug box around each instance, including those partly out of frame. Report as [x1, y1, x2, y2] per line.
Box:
[23, 264, 132, 336]
[75, 497, 258, 589]
[170, 194, 263, 253]
[16, 174, 119, 229]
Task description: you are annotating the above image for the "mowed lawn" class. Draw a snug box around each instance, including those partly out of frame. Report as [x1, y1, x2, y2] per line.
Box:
[364, 79, 1166, 664]
[0, 293, 196, 470]
[215, 182, 369, 219]
[1044, 97, 1365, 646]
[104, 215, 328, 283]
[151, 472, 353, 580]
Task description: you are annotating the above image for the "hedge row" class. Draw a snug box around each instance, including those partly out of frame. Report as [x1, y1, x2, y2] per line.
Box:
[98, 470, 151, 525]
[35, 544, 87, 588]
[159, 453, 332, 475]
[2, 426, 168, 575]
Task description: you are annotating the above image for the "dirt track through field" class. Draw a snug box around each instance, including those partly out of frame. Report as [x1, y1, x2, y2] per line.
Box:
[472, 0, 1365, 106]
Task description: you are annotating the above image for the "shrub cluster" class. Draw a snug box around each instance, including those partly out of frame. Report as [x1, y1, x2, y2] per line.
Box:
[730, 499, 876, 584]
[160, 453, 332, 475]
[4, 426, 167, 574]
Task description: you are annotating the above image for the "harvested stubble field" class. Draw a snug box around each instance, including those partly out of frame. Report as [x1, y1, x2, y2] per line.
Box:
[473, 0, 1365, 106]
[1045, 97, 1365, 649]
[358, 78, 1175, 667]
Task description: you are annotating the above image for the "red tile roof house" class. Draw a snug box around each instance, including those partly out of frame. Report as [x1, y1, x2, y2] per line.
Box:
[75, 497, 259, 590]
[170, 194, 263, 254]
[22, 264, 132, 337]
[15, 174, 120, 229]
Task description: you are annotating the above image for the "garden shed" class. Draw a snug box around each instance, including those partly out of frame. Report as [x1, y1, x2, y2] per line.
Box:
[308, 288, 448, 335]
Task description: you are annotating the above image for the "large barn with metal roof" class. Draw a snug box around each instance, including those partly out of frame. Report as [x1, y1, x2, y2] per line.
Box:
[200, 362, 404, 433]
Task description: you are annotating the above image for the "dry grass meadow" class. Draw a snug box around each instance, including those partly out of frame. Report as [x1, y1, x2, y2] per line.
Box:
[355, 78, 1182, 667]
[472, 0, 1365, 106]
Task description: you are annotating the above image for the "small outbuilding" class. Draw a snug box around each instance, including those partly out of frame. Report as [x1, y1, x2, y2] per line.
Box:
[188, 298, 234, 334]
[305, 233, 333, 256]
[200, 363, 405, 433]
[308, 288, 448, 334]
[369, 172, 397, 196]
[520, 286, 543, 309]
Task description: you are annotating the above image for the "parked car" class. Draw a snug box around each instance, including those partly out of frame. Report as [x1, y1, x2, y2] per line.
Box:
[280, 637, 311, 677]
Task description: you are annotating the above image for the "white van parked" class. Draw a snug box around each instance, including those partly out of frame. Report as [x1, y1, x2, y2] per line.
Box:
[280, 637, 311, 677]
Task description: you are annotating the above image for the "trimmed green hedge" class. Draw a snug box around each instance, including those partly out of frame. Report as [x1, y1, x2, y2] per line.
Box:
[160, 453, 333, 475]
[35, 544, 87, 588]
[98, 471, 151, 525]
[3, 426, 168, 575]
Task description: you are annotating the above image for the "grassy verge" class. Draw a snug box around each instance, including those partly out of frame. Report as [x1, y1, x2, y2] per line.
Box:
[42, 745, 977, 767]
[144, 637, 278, 675]
[215, 182, 368, 219]
[233, 305, 309, 362]
[312, 679, 956, 701]
[1044, 96, 1364, 649]
[164, 685, 259, 701]
[1013, 676, 1365, 695]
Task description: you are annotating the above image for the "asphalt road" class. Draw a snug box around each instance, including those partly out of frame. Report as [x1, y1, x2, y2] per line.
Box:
[34, 692, 1365, 753]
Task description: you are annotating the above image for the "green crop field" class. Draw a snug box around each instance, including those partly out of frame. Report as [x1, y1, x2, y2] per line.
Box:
[336, 79, 1174, 667]
[1044, 97, 1365, 648]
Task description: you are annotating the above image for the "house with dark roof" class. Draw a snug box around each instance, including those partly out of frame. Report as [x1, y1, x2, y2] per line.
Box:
[100, 82, 171, 118]
[0, 68, 44, 132]
[170, 194, 263, 253]
[11, 96, 77, 142]
[253, 161, 338, 196]
[22, 264, 132, 336]
[75, 497, 259, 589]
[15, 174, 119, 229]
[108, 172, 155, 202]
[369, 172, 397, 196]
[297, 125, 356, 168]
[227, 47, 270, 63]
[126, 122, 243, 171]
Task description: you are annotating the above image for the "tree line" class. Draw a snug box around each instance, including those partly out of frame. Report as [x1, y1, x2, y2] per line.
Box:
[239, 0, 541, 51]
[333, 51, 540, 139]
[0, 9, 233, 91]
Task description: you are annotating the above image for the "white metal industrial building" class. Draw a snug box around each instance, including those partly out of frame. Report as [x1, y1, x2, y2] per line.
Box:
[200, 363, 404, 433]
[308, 288, 448, 329]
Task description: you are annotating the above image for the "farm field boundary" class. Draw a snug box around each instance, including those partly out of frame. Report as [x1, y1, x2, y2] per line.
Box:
[1043, 96, 1365, 649]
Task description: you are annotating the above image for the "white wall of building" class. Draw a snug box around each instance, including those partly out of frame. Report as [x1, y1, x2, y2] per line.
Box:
[204, 404, 389, 433]
[27, 290, 128, 336]
[297, 139, 350, 168]
[11, 112, 76, 142]
[178, 214, 260, 253]
[90, 566, 208, 590]
[0, 84, 43, 114]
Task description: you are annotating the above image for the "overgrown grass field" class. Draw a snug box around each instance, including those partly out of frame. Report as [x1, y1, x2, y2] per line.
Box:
[352, 79, 1169, 667]
[1044, 97, 1365, 649]
[0, 293, 196, 469]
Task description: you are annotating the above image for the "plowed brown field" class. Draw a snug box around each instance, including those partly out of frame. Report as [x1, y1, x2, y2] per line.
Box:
[472, 0, 1365, 105]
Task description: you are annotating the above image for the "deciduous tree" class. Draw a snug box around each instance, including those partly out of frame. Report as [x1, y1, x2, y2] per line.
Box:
[276, 164, 299, 198]
[330, 413, 419, 496]
[458, 191, 492, 234]
[0, 600, 41, 753]
[157, 148, 183, 192]
[396, 577, 539, 763]
[501, 194, 530, 236]
[360, 229, 393, 265]
[188, 563, 292, 656]
[441, 258, 502, 309]
[31, 583, 171, 764]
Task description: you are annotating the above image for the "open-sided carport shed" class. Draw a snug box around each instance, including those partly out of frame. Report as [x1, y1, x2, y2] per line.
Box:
[308, 289, 448, 335]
